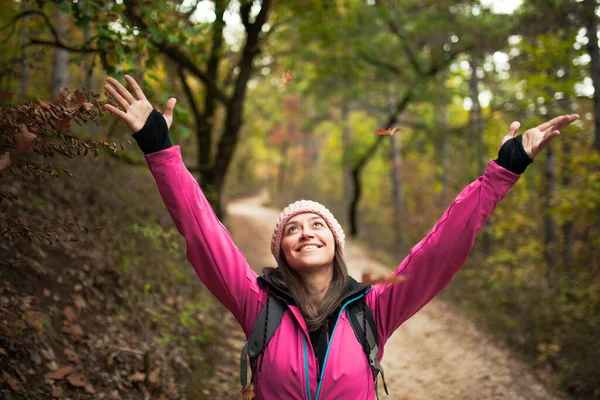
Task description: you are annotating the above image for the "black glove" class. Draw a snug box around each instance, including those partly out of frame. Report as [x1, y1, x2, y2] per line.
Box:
[132, 109, 172, 155]
[494, 135, 533, 174]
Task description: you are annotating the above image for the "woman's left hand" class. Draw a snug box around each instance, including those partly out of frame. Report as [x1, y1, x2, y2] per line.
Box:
[500, 114, 580, 159]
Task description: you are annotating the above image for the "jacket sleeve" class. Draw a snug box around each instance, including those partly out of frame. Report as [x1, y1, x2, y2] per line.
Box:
[368, 159, 520, 343]
[144, 145, 262, 334]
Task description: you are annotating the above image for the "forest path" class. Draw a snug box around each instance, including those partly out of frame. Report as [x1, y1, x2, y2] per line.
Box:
[226, 193, 563, 400]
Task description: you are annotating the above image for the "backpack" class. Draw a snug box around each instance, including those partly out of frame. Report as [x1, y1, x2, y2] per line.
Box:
[240, 292, 389, 399]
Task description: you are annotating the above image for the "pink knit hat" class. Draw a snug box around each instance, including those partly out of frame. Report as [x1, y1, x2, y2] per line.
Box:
[270, 200, 345, 264]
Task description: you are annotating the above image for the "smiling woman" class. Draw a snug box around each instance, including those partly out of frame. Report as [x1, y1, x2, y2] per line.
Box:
[103, 74, 578, 400]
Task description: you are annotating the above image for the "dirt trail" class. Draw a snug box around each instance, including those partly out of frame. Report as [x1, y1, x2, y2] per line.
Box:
[226, 193, 563, 400]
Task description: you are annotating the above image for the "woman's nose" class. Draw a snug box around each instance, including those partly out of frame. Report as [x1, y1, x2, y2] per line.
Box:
[301, 228, 315, 238]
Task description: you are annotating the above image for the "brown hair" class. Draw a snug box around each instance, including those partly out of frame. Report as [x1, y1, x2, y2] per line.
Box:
[262, 246, 349, 332]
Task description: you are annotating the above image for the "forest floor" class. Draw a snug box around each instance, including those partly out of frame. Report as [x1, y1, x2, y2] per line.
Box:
[226, 192, 568, 400]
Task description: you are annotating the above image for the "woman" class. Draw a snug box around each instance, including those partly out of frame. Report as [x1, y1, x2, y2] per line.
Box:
[104, 75, 578, 399]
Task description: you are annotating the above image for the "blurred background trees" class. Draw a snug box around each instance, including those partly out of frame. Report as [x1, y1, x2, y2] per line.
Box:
[1, 0, 598, 397]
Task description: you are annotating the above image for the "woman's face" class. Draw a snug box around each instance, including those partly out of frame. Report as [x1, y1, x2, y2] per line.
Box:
[280, 212, 336, 272]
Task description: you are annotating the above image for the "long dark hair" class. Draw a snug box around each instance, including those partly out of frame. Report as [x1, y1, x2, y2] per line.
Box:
[262, 246, 349, 332]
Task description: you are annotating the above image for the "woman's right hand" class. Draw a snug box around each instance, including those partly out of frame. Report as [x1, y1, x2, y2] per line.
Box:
[103, 75, 177, 133]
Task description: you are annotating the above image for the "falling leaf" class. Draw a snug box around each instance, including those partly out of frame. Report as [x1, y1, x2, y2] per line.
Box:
[0, 91, 14, 102]
[15, 124, 37, 153]
[74, 295, 86, 310]
[361, 271, 407, 286]
[241, 383, 255, 399]
[281, 69, 293, 84]
[45, 365, 73, 380]
[375, 127, 400, 136]
[148, 368, 160, 385]
[7, 376, 20, 391]
[129, 372, 146, 382]
[51, 386, 63, 398]
[0, 152, 11, 173]
[64, 306, 77, 322]
[24, 311, 46, 331]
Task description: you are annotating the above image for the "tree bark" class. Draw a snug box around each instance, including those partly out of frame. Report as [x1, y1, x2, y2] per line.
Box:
[342, 100, 352, 226]
[544, 145, 557, 272]
[469, 56, 491, 257]
[390, 128, 404, 251]
[51, 10, 70, 98]
[583, 0, 600, 152]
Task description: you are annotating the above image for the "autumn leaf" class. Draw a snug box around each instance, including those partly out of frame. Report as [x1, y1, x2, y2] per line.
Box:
[74, 295, 86, 310]
[45, 365, 73, 380]
[0, 90, 14, 102]
[64, 345, 80, 362]
[375, 127, 400, 136]
[361, 271, 407, 286]
[55, 118, 71, 132]
[82, 102, 94, 112]
[0, 152, 11, 173]
[15, 367, 27, 383]
[7, 376, 20, 391]
[0, 348, 6, 356]
[62, 321, 84, 340]
[148, 368, 160, 385]
[51, 386, 63, 398]
[16, 124, 37, 153]
[241, 383, 255, 399]
[281, 69, 293, 84]
[24, 310, 47, 331]
[64, 306, 77, 322]
[129, 372, 146, 382]
[39, 99, 51, 108]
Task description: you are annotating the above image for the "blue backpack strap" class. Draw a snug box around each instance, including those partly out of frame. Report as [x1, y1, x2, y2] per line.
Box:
[347, 297, 389, 399]
[240, 293, 286, 393]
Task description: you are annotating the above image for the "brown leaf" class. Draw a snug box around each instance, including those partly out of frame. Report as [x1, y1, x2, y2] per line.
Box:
[39, 99, 51, 108]
[15, 367, 26, 383]
[15, 124, 37, 153]
[361, 271, 407, 286]
[0, 152, 12, 173]
[62, 321, 84, 340]
[64, 345, 80, 363]
[66, 374, 87, 387]
[7, 376, 20, 391]
[82, 102, 94, 112]
[43, 288, 51, 297]
[128, 372, 146, 382]
[375, 127, 400, 136]
[0, 348, 6, 356]
[55, 118, 71, 132]
[51, 386, 63, 398]
[24, 310, 46, 331]
[0, 90, 14, 102]
[73, 295, 86, 310]
[74, 283, 83, 292]
[84, 383, 95, 394]
[64, 306, 77, 322]
[241, 383, 255, 399]
[148, 368, 160, 385]
[281, 69, 293, 84]
[45, 365, 73, 380]
[59, 87, 70, 98]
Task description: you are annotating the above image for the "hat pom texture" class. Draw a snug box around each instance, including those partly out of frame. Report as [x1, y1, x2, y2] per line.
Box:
[270, 200, 345, 264]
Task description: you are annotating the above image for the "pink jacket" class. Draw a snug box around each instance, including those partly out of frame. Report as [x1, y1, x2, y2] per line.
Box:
[145, 145, 520, 399]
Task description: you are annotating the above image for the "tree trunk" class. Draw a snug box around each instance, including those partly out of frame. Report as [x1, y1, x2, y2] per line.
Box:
[469, 56, 491, 257]
[434, 79, 450, 205]
[390, 130, 404, 251]
[342, 100, 352, 226]
[584, 0, 600, 152]
[544, 144, 557, 272]
[20, 2, 30, 101]
[51, 11, 70, 98]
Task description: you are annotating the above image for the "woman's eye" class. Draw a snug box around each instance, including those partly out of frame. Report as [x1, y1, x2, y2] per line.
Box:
[287, 226, 298, 234]
[314, 221, 324, 227]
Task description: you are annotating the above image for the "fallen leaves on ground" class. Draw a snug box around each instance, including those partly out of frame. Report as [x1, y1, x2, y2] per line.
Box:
[45, 365, 73, 380]
[241, 383, 255, 399]
[0, 152, 10, 173]
[67, 374, 95, 393]
[24, 310, 46, 331]
[64, 306, 77, 322]
[7, 376, 20, 391]
[74, 295, 86, 310]
[128, 371, 146, 382]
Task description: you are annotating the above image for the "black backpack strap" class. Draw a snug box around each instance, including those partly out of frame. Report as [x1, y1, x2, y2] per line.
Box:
[348, 297, 389, 399]
[240, 293, 286, 391]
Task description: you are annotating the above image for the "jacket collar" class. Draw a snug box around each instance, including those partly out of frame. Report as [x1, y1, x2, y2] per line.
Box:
[257, 273, 368, 306]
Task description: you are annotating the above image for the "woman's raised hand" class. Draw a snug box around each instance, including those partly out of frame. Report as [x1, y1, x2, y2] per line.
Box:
[500, 114, 580, 159]
[103, 75, 177, 133]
